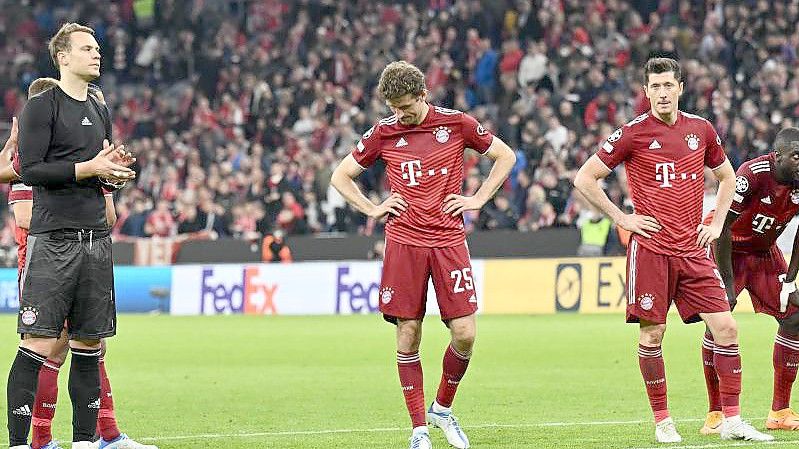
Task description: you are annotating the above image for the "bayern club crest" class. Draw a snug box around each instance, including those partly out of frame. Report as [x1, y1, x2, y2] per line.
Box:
[20, 306, 37, 326]
[685, 133, 700, 151]
[381, 287, 394, 304]
[791, 189, 799, 205]
[638, 293, 655, 311]
[433, 126, 451, 143]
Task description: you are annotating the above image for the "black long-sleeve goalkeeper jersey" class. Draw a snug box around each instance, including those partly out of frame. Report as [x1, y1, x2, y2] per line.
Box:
[18, 85, 112, 233]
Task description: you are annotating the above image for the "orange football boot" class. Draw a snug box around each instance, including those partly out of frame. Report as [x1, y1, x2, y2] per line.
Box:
[767, 408, 799, 430]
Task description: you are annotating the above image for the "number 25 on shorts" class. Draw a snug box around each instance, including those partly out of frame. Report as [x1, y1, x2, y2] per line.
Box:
[451, 268, 474, 293]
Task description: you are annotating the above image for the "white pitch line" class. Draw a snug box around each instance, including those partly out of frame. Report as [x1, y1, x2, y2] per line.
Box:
[633, 440, 799, 449]
[132, 418, 707, 442]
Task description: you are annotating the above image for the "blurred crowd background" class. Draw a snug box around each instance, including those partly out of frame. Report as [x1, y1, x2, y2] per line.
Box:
[0, 0, 797, 260]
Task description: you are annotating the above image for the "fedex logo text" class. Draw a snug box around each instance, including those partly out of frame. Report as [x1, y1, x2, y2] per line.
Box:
[200, 266, 278, 315]
[335, 265, 380, 314]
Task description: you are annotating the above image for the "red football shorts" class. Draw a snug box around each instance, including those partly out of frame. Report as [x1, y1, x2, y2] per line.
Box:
[727, 246, 798, 319]
[379, 239, 478, 323]
[626, 238, 729, 324]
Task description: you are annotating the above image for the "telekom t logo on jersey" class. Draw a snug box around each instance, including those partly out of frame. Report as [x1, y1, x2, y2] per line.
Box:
[655, 162, 700, 188]
[655, 162, 676, 188]
[401, 160, 423, 186]
[752, 214, 775, 234]
[400, 159, 449, 187]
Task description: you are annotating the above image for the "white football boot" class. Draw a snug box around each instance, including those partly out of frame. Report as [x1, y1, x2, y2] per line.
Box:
[408, 428, 432, 449]
[655, 417, 682, 443]
[720, 417, 774, 441]
[427, 404, 470, 448]
[92, 434, 158, 449]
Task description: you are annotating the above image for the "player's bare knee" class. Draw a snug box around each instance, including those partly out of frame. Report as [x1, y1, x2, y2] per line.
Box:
[19, 335, 54, 358]
[99, 338, 107, 358]
[710, 321, 738, 345]
[396, 319, 422, 352]
[639, 324, 666, 346]
[50, 337, 70, 364]
[70, 338, 102, 350]
[451, 333, 475, 353]
[450, 325, 476, 352]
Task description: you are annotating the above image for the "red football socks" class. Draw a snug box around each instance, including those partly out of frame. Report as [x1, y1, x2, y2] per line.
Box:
[97, 357, 121, 441]
[701, 332, 722, 412]
[397, 351, 426, 428]
[713, 343, 742, 417]
[435, 344, 471, 408]
[773, 331, 799, 411]
[638, 344, 669, 421]
[31, 359, 61, 449]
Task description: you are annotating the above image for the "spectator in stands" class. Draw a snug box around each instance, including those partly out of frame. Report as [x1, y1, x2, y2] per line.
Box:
[576, 209, 613, 256]
[119, 198, 150, 238]
[262, 230, 292, 263]
[0, 0, 797, 251]
[144, 199, 175, 237]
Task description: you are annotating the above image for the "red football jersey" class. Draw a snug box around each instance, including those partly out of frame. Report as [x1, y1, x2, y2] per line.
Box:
[727, 153, 799, 253]
[351, 105, 494, 247]
[596, 111, 727, 257]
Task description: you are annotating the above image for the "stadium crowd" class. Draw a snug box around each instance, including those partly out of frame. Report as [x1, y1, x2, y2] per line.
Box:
[0, 0, 797, 250]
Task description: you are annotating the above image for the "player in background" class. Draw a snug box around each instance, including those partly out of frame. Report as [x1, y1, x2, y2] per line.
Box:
[330, 61, 515, 449]
[698, 128, 799, 434]
[574, 57, 773, 443]
[8, 23, 136, 449]
[0, 78, 155, 449]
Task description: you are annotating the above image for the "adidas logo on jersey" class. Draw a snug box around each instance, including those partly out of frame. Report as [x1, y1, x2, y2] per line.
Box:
[396, 137, 408, 147]
[11, 404, 31, 416]
[81, 117, 93, 126]
[649, 140, 662, 149]
[88, 398, 100, 409]
[761, 196, 772, 204]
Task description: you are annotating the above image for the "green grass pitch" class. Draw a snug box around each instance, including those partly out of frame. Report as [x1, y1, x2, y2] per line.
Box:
[0, 313, 797, 448]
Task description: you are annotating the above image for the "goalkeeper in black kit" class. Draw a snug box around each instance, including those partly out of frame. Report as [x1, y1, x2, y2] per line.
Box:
[7, 22, 136, 449]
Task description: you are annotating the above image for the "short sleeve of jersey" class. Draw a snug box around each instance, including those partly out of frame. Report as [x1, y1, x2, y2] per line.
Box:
[350, 124, 381, 169]
[461, 113, 493, 154]
[595, 125, 635, 170]
[704, 121, 726, 169]
[730, 165, 755, 215]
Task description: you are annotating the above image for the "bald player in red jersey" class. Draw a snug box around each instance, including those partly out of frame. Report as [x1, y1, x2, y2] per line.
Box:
[330, 61, 515, 449]
[575, 57, 773, 443]
[698, 128, 799, 435]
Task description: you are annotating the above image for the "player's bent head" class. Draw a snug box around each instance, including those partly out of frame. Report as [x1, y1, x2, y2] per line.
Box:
[774, 127, 799, 184]
[379, 61, 428, 124]
[378, 61, 426, 102]
[27, 77, 59, 98]
[48, 22, 99, 77]
[643, 57, 682, 86]
[774, 127, 799, 154]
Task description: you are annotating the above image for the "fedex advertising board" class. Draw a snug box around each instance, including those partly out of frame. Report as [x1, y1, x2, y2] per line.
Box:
[169, 261, 484, 316]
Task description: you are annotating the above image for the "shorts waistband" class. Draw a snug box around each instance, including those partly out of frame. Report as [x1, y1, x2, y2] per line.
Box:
[37, 228, 110, 241]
